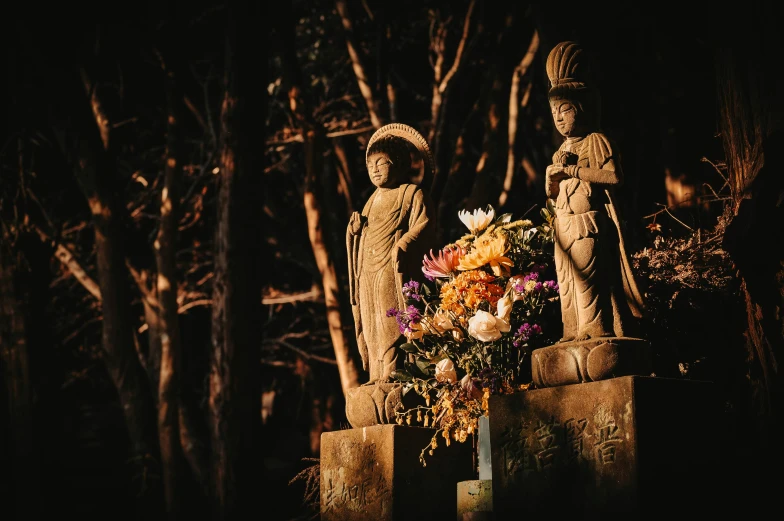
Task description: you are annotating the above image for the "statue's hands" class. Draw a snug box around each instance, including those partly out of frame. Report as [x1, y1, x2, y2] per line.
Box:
[348, 211, 365, 235]
[546, 164, 570, 196]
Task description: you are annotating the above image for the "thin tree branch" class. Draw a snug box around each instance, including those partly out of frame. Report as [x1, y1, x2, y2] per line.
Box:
[265, 340, 338, 365]
[31, 224, 102, 300]
[438, 0, 476, 94]
[265, 125, 375, 145]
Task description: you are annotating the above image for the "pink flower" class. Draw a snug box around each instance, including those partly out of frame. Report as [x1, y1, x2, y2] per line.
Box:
[422, 246, 464, 280]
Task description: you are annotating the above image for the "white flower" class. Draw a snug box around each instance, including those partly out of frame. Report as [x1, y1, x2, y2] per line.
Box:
[458, 206, 495, 234]
[432, 308, 454, 333]
[496, 294, 513, 322]
[435, 358, 458, 384]
[468, 309, 511, 342]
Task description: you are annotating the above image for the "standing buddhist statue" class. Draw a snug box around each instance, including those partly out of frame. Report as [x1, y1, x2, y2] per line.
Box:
[532, 41, 650, 388]
[345, 123, 436, 427]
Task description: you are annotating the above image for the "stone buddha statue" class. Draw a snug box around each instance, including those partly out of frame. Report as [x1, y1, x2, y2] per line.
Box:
[532, 41, 651, 387]
[345, 123, 436, 427]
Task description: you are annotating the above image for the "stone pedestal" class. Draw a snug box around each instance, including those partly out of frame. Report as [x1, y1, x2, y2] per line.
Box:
[531, 337, 652, 388]
[320, 425, 473, 520]
[488, 376, 721, 517]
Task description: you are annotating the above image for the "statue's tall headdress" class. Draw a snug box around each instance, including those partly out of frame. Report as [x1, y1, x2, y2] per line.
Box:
[366, 123, 435, 191]
[546, 41, 594, 98]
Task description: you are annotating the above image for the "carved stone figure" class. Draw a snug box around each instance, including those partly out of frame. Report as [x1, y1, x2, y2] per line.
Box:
[345, 123, 436, 427]
[531, 42, 650, 388]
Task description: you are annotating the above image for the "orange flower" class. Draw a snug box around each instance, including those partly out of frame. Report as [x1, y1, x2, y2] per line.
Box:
[439, 270, 504, 315]
[458, 235, 514, 276]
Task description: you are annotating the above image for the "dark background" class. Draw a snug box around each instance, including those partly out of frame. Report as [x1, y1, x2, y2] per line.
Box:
[3, 2, 782, 520]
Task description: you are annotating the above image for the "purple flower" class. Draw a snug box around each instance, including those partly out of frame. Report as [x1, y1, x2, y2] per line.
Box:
[402, 280, 422, 301]
[512, 322, 542, 348]
[523, 272, 539, 283]
[386, 305, 422, 335]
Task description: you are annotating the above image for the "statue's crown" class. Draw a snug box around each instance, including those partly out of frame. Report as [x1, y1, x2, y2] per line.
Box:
[546, 41, 593, 94]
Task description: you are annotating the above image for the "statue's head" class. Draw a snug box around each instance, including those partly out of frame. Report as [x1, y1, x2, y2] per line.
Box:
[366, 135, 412, 188]
[546, 41, 601, 136]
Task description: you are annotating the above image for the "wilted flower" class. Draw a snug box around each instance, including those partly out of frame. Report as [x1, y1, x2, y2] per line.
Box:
[460, 374, 484, 400]
[458, 206, 495, 234]
[435, 358, 458, 383]
[432, 308, 455, 333]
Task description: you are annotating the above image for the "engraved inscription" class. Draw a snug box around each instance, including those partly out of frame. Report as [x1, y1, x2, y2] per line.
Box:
[322, 441, 392, 517]
[593, 405, 622, 464]
[564, 418, 588, 464]
[500, 409, 625, 477]
[323, 470, 391, 514]
[533, 418, 561, 471]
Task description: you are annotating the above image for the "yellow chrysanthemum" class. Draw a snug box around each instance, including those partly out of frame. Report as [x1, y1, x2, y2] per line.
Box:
[458, 234, 514, 276]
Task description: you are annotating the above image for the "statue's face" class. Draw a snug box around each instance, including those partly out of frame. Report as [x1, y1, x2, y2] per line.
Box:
[367, 152, 398, 188]
[550, 98, 578, 137]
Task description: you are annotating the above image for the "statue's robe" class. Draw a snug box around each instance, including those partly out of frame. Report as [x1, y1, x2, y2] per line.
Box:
[347, 183, 435, 382]
[552, 132, 644, 340]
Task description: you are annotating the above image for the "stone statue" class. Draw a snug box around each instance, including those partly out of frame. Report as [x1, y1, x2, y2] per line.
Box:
[531, 41, 650, 388]
[345, 123, 436, 427]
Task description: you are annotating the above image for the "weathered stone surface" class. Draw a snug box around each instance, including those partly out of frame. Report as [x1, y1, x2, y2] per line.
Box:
[456, 479, 493, 521]
[346, 123, 437, 428]
[344, 382, 404, 428]
[531, 337, 651, 387]
[488, 376, 720, 517]
[544, 41, 646, 350]
[321, 425, 473, 520]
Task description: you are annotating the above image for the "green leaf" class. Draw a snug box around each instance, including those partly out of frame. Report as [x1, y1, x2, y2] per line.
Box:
[390, 370, 413, 382]
[416, 358, 434, 376]
[496, 212, 513, 223]
[405, 360, 427, 378]
[399, 342, 419, 353]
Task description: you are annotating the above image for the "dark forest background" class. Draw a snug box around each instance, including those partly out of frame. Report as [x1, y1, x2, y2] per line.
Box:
[2, 1, 784, 520]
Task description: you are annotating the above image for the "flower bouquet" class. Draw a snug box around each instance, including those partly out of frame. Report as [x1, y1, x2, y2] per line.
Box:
[386, 203, 560, 465]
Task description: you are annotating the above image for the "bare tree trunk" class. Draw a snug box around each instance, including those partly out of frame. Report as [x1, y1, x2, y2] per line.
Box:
[718, 43, 784, 396]
[332, 137, 355, 216]
[157, 54, 187, 520]
[74, 69, 161, 513]
[303, 132, 361, 395]
[282, 1, 362, 394]
[209, 3, 264, 518]
[427, 0, 477, 202]
[716, 10, 784, 506]
[335, 0, 383, 129]
[0, 242, 39, 521]
[498, 30, 538, 209]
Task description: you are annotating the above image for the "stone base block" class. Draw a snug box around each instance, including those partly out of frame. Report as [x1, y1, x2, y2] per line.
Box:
[489, 376, 720, 517]
[531, 337, 651, 387]
[320, 425, 473, 520]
